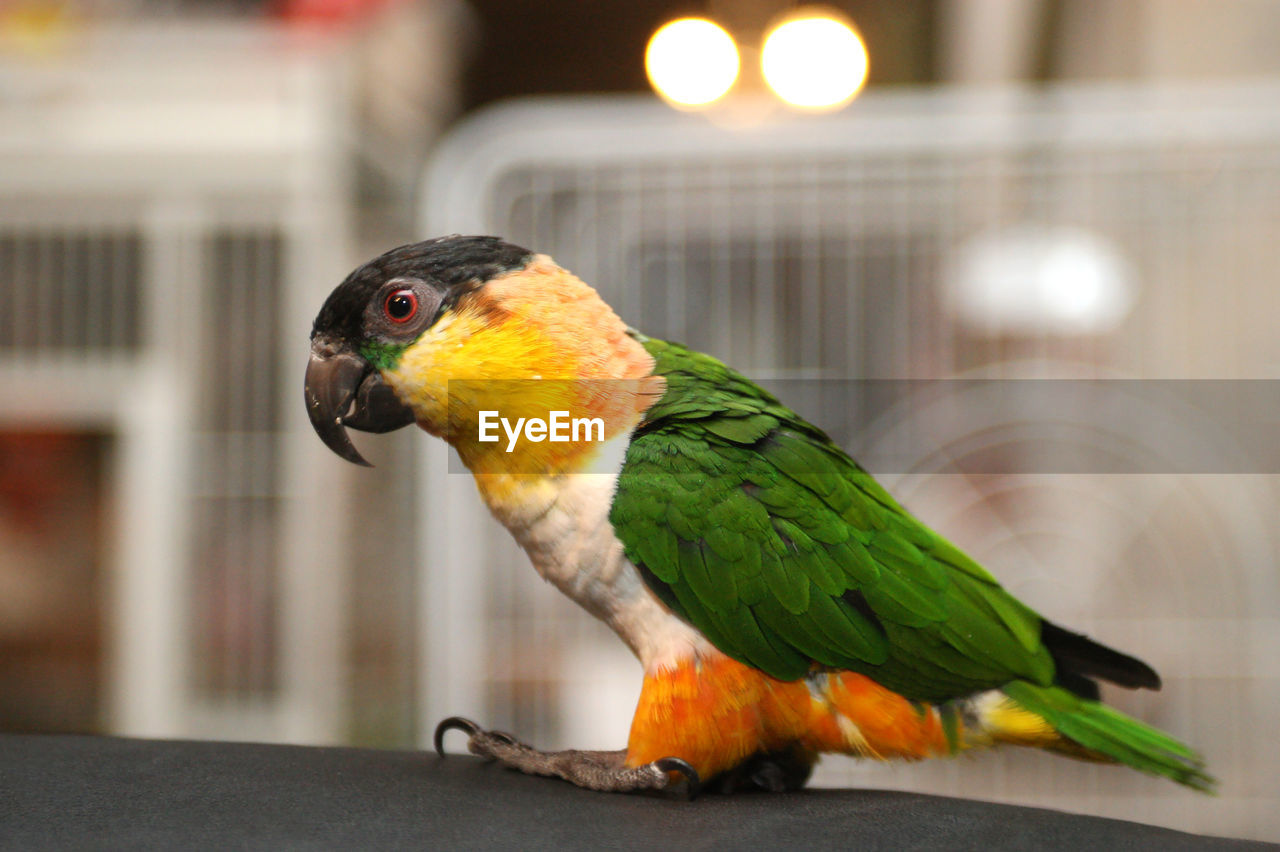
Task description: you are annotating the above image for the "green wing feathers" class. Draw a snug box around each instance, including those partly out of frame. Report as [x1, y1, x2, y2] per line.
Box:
[611, 337, 1055, 699]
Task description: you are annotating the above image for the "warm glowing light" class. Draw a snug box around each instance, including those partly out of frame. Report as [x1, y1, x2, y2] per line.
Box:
[947, 226, 1138, 335]
[761, 13, 868, 110]
[645, 18, 740, 108]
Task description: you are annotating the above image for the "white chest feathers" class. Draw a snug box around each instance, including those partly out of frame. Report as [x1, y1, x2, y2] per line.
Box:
[480, 468, 710, 673]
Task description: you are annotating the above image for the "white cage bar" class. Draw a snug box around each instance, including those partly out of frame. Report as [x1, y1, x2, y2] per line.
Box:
[0, 23, 359, 743]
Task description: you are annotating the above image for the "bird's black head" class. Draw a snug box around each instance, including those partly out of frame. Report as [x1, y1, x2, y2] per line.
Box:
[305, 235, 535, 465]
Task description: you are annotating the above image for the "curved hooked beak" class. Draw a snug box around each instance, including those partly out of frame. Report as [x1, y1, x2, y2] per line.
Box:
[304, 338, 416, 466]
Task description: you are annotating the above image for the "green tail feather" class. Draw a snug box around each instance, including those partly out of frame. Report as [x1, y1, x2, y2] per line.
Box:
[1002, 681, 1215, 792]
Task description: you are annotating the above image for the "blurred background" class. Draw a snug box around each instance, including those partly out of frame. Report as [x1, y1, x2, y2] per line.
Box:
[2, 0, 1279, 840]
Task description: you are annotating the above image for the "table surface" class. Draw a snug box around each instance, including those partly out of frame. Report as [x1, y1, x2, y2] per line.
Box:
[0, 735, 1271, 851]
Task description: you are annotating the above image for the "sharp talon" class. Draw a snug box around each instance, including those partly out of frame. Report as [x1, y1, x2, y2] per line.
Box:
[434, 716, 481, 756]
[654, 757, 702, 799]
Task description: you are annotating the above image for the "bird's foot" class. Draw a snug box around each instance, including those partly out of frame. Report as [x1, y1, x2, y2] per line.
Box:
[707, 748, 814, 794]
[433, 716, 700, 796]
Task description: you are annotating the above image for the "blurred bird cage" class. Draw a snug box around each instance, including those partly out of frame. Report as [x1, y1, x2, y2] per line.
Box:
[420, 85, 1280, 839]
[0, 20, 450, 744]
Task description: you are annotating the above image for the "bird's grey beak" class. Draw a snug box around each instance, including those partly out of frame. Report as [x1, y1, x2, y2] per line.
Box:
[304, 338, 416, 467]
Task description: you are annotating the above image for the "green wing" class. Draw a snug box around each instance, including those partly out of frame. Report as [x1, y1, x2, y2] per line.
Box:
[610, 337, 1056, 703]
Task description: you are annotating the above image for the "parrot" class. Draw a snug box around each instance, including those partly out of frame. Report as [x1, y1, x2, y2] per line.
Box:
[304, 235, 1213, 795]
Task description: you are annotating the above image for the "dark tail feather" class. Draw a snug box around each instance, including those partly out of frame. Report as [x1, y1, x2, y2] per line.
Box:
[1042, 620, 1162, 691]
[1054, 669, 1101, 701]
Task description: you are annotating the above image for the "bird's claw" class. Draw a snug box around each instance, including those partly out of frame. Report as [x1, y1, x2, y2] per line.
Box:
[434, 716, 521, 758]
[654, 756, 702, 799]
[434, 716, 481, 756]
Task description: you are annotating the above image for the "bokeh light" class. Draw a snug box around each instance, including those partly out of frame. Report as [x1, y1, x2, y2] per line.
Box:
[645, 18, 740, 108]
[761, 12, 868, 111]
[947, 226, 1138, 335]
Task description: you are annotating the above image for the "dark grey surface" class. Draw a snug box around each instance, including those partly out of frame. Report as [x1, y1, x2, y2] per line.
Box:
[0, 735, 1268, 850]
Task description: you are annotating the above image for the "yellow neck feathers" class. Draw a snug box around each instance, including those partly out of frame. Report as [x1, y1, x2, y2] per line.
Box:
[383, 255, 663, 487]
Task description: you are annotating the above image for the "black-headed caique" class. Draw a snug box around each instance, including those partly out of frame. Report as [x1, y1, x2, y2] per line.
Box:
[304, 236, 1212, 795]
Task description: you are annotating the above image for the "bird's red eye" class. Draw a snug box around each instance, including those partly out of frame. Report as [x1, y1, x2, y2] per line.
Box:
[384, 289, 418, 323]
